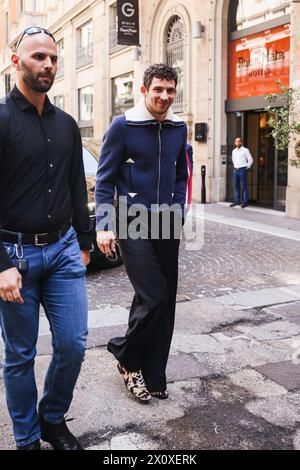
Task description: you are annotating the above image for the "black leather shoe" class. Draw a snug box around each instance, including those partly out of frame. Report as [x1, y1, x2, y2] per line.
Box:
[230, 202, 239, 207]
[39, 413, 83, 450]
[241, 202, 248, 208]
[17, 439, 42, 450]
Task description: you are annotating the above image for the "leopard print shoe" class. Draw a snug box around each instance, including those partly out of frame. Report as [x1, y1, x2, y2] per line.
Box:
[117, 363, 152, 403]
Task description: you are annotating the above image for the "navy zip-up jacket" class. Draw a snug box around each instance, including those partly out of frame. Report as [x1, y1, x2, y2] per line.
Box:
[95, 99, 188, 230]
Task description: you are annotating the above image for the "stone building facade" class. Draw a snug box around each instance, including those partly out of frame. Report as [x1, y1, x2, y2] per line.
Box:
[1, 0, 300, 218]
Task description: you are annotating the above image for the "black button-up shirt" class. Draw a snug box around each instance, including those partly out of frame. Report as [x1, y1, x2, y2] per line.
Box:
[0, 86, 91, 272]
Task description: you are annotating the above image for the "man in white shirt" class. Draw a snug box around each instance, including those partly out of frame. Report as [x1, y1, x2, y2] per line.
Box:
[230, 137, 253, 208]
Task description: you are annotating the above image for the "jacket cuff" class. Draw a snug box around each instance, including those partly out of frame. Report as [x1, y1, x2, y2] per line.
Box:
[77, 232, 93, 252]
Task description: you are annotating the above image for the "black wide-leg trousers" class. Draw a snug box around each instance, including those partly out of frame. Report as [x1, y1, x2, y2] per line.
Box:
[107, 234, 180, 393]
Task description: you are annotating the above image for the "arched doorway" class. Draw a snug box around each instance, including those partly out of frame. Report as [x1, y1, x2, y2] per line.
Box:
[226, 0, 291, 210]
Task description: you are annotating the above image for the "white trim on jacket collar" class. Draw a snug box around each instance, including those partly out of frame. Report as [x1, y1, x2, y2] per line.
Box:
[125, 98, 183, 123]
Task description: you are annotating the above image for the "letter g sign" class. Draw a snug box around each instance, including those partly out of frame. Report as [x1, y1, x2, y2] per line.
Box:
[122, 2, 135, 17]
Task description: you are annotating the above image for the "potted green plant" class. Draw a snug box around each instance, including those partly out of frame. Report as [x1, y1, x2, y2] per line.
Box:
[265, 81, 300, 168]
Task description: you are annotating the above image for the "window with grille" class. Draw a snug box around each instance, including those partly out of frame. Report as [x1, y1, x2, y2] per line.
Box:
[109, 2, 127, 54]
[229, 0, 291, 32]
[56, 39, 64, 78]
[111, 72, 134, 118]
[165, 15, 184, 113]
[78, 85, 94, 137]
[76, 21, 93, 69]
[78, 85, 94, 122]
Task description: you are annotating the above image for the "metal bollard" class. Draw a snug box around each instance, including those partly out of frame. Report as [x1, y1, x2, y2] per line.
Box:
[201, 165, 206, 204]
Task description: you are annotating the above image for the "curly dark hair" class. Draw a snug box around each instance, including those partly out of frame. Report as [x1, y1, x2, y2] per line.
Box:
[143, 63, 178, 90]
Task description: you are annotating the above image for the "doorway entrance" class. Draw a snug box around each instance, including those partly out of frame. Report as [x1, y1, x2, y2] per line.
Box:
[227, 110, 288, 210]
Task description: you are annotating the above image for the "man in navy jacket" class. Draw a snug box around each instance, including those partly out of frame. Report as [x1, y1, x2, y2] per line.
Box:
[95, 64, 188, 402]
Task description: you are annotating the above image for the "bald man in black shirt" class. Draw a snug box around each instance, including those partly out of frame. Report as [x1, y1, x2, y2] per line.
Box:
[0, 27, 90, 450]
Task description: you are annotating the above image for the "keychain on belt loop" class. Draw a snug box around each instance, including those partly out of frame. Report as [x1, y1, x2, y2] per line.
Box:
[15, 233, 29, 273]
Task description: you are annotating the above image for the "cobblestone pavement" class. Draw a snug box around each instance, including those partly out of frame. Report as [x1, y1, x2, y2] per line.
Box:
[86, 219, 300, 310]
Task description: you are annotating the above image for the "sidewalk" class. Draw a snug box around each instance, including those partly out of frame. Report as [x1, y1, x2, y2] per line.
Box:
[204, 202, 300, 241]
[1, 203, 300, 450]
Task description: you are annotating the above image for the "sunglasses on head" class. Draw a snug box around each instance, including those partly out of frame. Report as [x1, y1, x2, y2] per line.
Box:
[16, 26, 55, 51]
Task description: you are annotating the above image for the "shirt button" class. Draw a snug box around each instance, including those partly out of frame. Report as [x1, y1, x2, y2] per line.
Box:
[50, 163, 53, 168]
[48, 189, 52, 193]
[48, 138, 51, 143]
[48, 215, 51, 219]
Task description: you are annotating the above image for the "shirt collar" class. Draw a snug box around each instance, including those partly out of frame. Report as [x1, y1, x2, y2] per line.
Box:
[125, 98, 183, 123]
[10, 85, 55, 115]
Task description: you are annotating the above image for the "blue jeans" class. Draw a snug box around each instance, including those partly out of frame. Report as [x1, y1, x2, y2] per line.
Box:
[0, 227, 88, 447]
[233, 167, 248, 204]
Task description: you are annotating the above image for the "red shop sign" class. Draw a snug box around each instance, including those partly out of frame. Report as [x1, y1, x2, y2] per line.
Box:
[228, 24, 290, 100]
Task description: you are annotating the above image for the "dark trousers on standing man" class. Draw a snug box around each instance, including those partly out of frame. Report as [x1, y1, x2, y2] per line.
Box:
[233, 167, 248, 204]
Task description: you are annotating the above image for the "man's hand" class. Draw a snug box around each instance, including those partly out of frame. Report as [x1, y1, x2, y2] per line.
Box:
[0, 267, 24, 304]
[81, 250, 91, 266]
[96, 230, 116, 257]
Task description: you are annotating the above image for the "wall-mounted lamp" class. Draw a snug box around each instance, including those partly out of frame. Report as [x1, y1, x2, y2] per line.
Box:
[193, 21, 205, 39]
[133, 46, 141, 62]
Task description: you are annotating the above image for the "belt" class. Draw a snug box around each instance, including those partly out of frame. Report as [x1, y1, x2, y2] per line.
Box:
[0, 223, 71, 246]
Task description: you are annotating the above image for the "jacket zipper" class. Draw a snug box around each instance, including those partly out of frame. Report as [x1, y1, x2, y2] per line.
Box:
[126, 121, 177, 211]
[157, 123, 162, 211]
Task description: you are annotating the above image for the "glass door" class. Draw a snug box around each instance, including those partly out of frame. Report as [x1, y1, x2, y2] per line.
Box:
[275, 148, 288, 211]
[256, 111, 275, 207]
[227, 110, 288, 210]
[246, 112, 259, 202]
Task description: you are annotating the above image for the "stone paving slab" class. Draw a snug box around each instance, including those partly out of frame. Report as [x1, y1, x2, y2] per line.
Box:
[110, 433, 160, 451]
[174, 298, 271, 334]
[87, 325, 127, 349]
[38, 306, 129, 338]
[167, 353, 214, 382]
[191, 333, 292, 376]
[245, 392, 300, 428]
[171, 333, 225, 355]
[235, 320, 300, 341]
[30, 296, 277, 357]
[254, 361, 300, 391]
[293, 429, 300, 450]
[263, 302, 300, 324]
[216, 285, 300, 310]
[36, 306, 129, 355]
[229, 369, 287, 398]
[265, 335, 300, 357]
[205, 203, 300, 241]
[204, 212, 300, 241]
[38, 297, 263, 343]
[87, 432, 161, 451]
[37, 325, 128, 355]
[214, 202, 285, 218]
